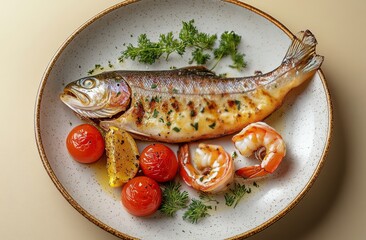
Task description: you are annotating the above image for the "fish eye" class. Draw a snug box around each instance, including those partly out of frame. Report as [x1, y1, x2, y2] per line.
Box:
[82, 78, 95, 89]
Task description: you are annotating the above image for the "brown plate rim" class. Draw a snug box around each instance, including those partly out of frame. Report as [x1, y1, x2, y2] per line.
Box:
[34, 0, 333, 239]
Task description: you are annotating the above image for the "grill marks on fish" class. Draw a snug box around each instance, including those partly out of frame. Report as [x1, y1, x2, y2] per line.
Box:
[61, 30, 323, 143]
[107, 78, 280, 142]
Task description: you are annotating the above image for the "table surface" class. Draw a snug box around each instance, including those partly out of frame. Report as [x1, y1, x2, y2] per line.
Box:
[1, 0, 365, 239]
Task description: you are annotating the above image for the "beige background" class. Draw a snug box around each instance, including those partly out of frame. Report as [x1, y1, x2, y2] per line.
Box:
[1, 0, 365, 239]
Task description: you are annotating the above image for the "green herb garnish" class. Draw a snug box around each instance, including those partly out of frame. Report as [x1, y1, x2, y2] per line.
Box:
[160, 182, 189, 217]
[190, 122, 199, 131]
[234, 100, 241, 110]
[121, 32, 184, 64]
[172, 127, 181, 132]
[199, 192, 219, 204]
[183, 199, 212, 224]
[87, 64, 104, 75]
[213, 31, 246, 70]
[224, 183, 251, 208]
[120, 20, 246, 70]
[152, 109, 159, 118]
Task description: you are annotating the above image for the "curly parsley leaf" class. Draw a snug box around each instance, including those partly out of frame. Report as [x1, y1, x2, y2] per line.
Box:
[120, 20, 246, 70]
[122, 34, 163, 64]
[213, 31, 246, 70]
[189, 48, 211, 65]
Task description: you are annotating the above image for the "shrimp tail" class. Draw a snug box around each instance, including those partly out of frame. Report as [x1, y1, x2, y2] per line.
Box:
[235, 165, 268, 179]
[177, 144, 194, 188]
[283, 30, 324, 73]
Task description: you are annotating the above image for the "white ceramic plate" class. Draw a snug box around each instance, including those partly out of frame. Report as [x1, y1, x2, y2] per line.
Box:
[35, 0, 332, 239]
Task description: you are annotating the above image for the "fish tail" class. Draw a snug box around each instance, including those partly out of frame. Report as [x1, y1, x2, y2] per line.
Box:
[283, 30, 324, 72]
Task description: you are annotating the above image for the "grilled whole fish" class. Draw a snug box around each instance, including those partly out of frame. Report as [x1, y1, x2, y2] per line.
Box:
[60, 30, 323, 143]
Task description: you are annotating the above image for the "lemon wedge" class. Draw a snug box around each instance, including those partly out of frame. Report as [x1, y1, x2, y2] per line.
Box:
[105, 126, 139, 187]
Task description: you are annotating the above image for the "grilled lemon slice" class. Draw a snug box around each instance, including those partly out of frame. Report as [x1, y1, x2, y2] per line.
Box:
[105, 126, 140, 187]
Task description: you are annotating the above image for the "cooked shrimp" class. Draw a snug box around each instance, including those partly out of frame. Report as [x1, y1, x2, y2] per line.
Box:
[178, 143, 234, 193]
[232, 122, 286, 179]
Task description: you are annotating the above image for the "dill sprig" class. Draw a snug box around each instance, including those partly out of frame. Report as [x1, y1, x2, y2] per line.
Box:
[160, 181, 189, 217]
[199, 192, 219, 204]
[183, 199, 212, 224]
[224, 183, 251, 208]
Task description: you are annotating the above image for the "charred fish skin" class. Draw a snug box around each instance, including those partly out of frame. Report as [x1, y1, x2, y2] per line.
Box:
[99, 30, 323, 142]
[60, 30, 323, 143]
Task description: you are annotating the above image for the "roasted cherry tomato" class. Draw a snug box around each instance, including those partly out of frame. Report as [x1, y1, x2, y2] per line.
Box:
[121, 176, 162, 217]
[66, 124, 105, 163]
[140, 144, 178, 182]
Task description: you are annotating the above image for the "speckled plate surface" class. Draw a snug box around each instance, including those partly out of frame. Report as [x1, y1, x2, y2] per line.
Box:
[35, 0, 332, 239]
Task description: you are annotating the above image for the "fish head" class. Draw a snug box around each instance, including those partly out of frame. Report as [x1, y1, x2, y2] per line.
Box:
[60, 72, 131, 118]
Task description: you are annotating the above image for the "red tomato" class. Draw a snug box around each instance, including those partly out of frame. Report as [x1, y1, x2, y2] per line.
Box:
[66, 124, 105, 163]
[140, 144, 178, 182]
[121, 176, 162, 217]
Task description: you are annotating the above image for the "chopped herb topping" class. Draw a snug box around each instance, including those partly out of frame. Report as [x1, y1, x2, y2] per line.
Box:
[172, 127, 181, 132]
[190, 122, 199, 131]
[232, 151, 238, 159]
[234, 100, 241, 110]
[209, 122, 216, 129]
[151, 83, 158, 89]
[152, 109, 159, 118]
[87, 64, 104, 75]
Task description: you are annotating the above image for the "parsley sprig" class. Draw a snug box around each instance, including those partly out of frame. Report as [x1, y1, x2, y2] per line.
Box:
[212, 31, 246, 70]
[120, 33, 185, 64]
[120, 20, 246, 70]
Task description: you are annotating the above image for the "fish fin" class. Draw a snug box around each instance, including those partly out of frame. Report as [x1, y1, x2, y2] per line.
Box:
[177, 66, 216, 76]
[283, 30, 318, 65]
[282, 30, 324, 74]
[99, 119, 156, 141]
[303, 55, 324, 72]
